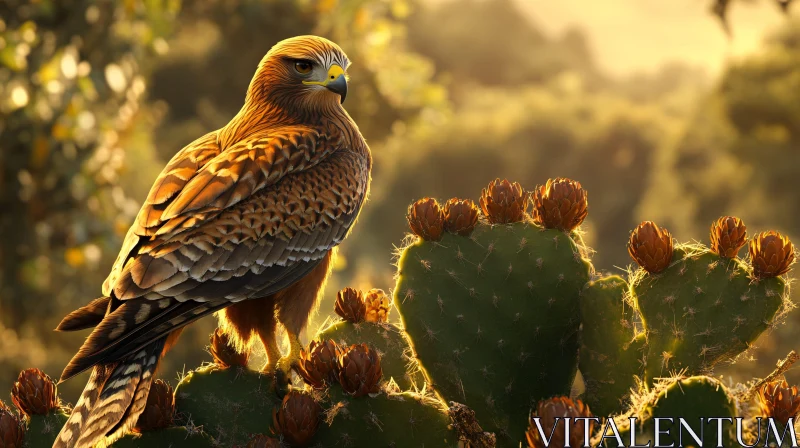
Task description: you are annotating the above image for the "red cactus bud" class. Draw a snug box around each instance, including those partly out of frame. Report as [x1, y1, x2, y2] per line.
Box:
[272, 391, 321, 447]
[209, 328, 249, 368]
[750, 231, 795, 278]
[297, 339, 340, 389]
[11, 368, 59, 416]
[407, 198, 445, 241]
[710, 216, 747, 258]
[444, 198, 479, 236]
[527, 397, 594, 448]
[758, 379, 800, 427]
[628, 221, 674, 274]
[531, 178, 588, 231]
[337, 343, 383, 397]
[334, 287, 366, 323]
[480, 179, 527, 224]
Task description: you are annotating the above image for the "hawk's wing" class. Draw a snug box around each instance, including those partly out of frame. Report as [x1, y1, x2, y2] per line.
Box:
[62, 124, 368, 381]
[101, 124, 345, 296]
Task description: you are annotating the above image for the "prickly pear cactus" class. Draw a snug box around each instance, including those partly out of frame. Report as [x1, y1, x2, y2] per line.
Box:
[579, 275, 646, 416]
[315, 287, 423, 390]
[8, 368, 69, 448]
[628, 219, 793, 384]
[293, 338, 460, 446]
[316, 320, 423, 390]
[394, 179, 592, 445]
[111, 426, 216, 447]
[5, 366, 220, 448]
[601, 375, 738, 447]
[314, 387, 458, 447]
[174, 364, 281, 446]
[25, 411, 69, 448]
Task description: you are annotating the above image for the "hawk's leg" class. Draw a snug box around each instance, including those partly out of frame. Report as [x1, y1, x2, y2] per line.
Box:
[217, 294, 279, 368]
[274, 249, 335, 387]
[258, 329, 281, 371]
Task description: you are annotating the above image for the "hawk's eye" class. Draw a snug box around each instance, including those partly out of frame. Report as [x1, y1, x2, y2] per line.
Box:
[294, 61, 313, 74]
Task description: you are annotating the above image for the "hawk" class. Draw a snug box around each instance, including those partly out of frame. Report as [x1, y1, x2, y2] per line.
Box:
[52, 35, 370, 448]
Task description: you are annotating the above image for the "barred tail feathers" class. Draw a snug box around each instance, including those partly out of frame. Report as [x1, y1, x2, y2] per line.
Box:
[52, 365, 113, 448]
[53, 338, 166, 448]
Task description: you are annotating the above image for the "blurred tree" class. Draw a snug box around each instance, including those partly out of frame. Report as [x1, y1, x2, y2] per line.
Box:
[643, 19, 800, 238]
[0, 0, 178, 392]
[405, 0, 604, 101]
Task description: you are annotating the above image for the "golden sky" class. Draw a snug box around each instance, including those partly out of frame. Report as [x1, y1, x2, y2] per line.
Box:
[514, 0, 792, 77]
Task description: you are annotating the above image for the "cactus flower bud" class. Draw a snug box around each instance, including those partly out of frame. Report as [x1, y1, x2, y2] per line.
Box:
[407, 198, 445, 241]
[334, 287, 366, 323]
[709, 216, 747, 258]
[444, 198, 479, 236]
[628, 221, 674, 274]
[480, 179, 527, 224]
[749, 231, 795, 278]
[531, 178, 588, 231]
[11, 368, 59, 416]
[209, 328, 249, 368]
[337, 343, 383, 397]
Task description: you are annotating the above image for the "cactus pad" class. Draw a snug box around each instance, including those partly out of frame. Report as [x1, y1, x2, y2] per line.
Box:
[602, 376, 737, 447]
[633, 246, 787, 383]
[111, 426, 215, 447]
[173, 365, 281, 446]
[24, 410, 68, 448]
[314, 386, 457, 447]
[395, 221, 591, 444]
[579, 275, 646, 415]
[315, 320, 423, 390]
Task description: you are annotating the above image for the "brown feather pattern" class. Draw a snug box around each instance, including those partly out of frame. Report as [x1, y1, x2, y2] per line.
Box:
[56, 296, 111, 331]
[55, 35, 371, 448]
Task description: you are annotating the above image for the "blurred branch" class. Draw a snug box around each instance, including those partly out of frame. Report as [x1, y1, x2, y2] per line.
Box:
[711, 0, 794, 35]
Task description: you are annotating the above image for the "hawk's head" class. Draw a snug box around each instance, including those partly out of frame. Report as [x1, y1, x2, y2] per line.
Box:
[249, 35, 351, 110]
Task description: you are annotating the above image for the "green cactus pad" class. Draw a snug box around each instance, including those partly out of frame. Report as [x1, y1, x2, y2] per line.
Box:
[633, 247, 787, 383]
[111, 426, 216, 448]
[394, 222, 592, 445]
[314, 386, 458, 447]
[580, 275, 646, 416]
[602, 376, 737, 447]
[174, 364, 281, 446]
[315, 320, 424, 390]
[24, 410, 69, 448]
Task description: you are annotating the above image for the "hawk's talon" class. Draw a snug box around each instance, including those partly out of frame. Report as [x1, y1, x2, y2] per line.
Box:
[273, 356, 298, 397]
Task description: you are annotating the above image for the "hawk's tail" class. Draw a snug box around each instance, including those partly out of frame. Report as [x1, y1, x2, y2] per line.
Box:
[53, 338, 165, 448]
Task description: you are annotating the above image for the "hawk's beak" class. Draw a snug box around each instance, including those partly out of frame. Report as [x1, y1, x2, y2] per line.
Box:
[326, 74, 348, 104]
[304, 64, 347, 104]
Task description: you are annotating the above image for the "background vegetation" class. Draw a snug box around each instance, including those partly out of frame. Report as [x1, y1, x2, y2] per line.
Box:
[0, 0, 797, 404]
